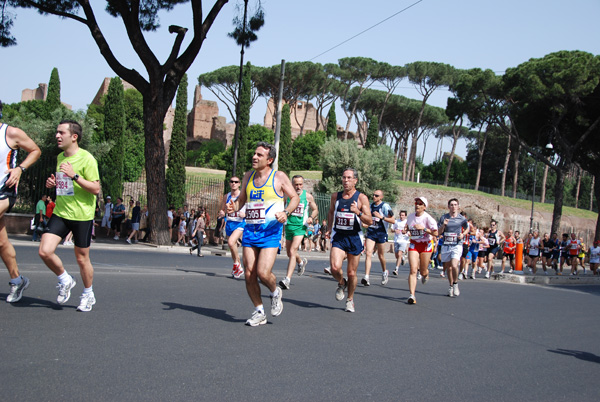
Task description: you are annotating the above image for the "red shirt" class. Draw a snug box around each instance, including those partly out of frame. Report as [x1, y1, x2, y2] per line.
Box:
[45, 201, 55, 218]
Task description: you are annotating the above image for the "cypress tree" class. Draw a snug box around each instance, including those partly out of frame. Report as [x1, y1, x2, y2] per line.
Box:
[46, 67, 61, 117]
[235, 62, 251, 178]
[365, 114, 379, 149]
[326, 102, 338, 139]
[278, 103, 292, 175]
[123, 89, 145, 181]
[166, 73, 188, 209]
[102, 77, 125, 199]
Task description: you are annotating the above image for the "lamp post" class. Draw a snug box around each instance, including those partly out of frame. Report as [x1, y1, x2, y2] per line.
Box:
[529, 130, 554, 233]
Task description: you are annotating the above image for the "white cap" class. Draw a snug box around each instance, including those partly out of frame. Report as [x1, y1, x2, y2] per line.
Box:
[415, 197, 428, 208]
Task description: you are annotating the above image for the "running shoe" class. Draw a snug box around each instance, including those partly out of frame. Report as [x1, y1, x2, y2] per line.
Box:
[126, 238, 131, 244]
[113, 236, 119, 240]
[440, 271, 445, 278]
[297, 258, 307, 276]
[231, 262, 241, 278]
[421, 274, 429, 284]
[361, 277, 370, 286]
[245, 310, 267, 326]
[270, 289, 283, 316]
[407, 295, 416, 305]
[76, 292, 96, 312]
[448, 286, 454, 297]
[324, 267, 332, 275]
[6, 276, 30, 303]
[335, 279, 347, 301]
[381, 271, 389, 285]
[56, 276, 76, 304]
[459, 272, 465, 280]
[453, 283, 460, 297]
[508, 269, 513, 274]
[345, 298, 355, 313]
[417, 272, 422, 280]
[393, 269, 399, 276]
[279, 277, 290, 290]
[485, 272, 490, 279]
[233, 266, 244, 279]
[401, 257, 405, 266]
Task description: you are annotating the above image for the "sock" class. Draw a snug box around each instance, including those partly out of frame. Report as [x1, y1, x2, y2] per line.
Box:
[270, 288, 280, 298]
[83, 286, 93, 294]
[9, 276, 23, 286]
[395, 266, 399, 271]
[285, 277, 290, 281]
[58, 271, 70, 284]
[364, 275, 369, 280]
[255, 304, 264, 314]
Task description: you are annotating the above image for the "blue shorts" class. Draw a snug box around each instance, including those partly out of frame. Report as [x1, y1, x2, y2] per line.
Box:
[226, 220, 245, 237]
[332, 233, 363, 256]
[242, 222, 282, 248]
[487, 246, 500, 256]
[366, 230, 388, 244]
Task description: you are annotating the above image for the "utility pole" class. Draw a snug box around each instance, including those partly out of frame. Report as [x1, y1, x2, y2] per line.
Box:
[273, 59, 285, 170]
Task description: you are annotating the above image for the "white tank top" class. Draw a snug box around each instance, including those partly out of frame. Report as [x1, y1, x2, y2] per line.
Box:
[0, 124, 18, 189]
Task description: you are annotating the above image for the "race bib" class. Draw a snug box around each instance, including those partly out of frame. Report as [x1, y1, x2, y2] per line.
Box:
[488, 237, 496, 246]
[444, 233, 458, 245]
[245, 201, 265, 224]
[291, 203, 305, 218]
[335, 211, 355, 230]
[55, 172, 75, 196]
[369, 216, 381, 229]
[410, 228, 424, 238]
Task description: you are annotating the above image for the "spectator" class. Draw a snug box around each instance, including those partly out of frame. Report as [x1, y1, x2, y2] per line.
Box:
[45, 196, 55, 219]
[190, 210, 206, 257]
[177, 212, 187, 245]
[111, 197, 126, 240]
[214, 210, 225, 246]
[167, 206, 174, 241]
[139, 205, 149, 242]
[101, 196, 113, 237]
[32, 194, 47, 242]
[127, 201, 141, 244]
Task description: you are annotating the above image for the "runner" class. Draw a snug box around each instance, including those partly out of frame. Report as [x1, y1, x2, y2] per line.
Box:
[485, 219, 505, 278]
[558, 233, 570, 275]
[549, 233, 561, 274]
[279, 175, 318, 290]
[540, 232, 555, 275]
[459, 218, 476, 280]
[220, 176, 245, 278]
[578, 237, 587, 274]
[500, 229, 516, 273]
[438, 198, 469, 297]
[526, 230, 541, 274]
[0, 101, 41, 302]
[392, 210, 409, 276]
[404, 197, 438, 304]
[226, 142, 298, 326]
[589, 240, 600, 275]
[325, 168, 372, 313]
[567, 233, 581, 276]
[473, 227, 489, 279]
[362, 190, 394, 286]
[38, 120, 100, 311]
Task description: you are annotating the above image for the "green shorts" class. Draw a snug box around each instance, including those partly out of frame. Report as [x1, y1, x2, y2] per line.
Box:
[285, 225, 306, 241]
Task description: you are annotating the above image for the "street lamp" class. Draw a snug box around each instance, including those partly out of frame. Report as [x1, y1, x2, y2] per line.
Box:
[529, 131, 555, 233]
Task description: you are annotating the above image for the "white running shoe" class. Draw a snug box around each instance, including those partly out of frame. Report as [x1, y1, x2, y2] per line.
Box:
[485, 272, 490, 279]
[393, 269, 399, 276]
[407, 294, 416, 305]
[335, 279, 347, 301]
[6, 276, 30, 303]
[56, 276, 76, 304]
[279, 277, 290, 290]
[381, 271, 389, 285]
[297, 258, 307, 276]
[440, 271, 445, 278]
[324, 267, 332, 275]
[113, 236, 119, 240]
[417, 272, 422, 280]
[246, 310, 267, 326]
[448, 286, 454, 297]
[345, 298, 355, 313]
[270, 289, 283, 316]
[126, 238, 131, 244]
[76, 292, 96, 312]
[453, 283, 460, 297]
[508, 269, 513, 274]
[361, 277, 370, 286]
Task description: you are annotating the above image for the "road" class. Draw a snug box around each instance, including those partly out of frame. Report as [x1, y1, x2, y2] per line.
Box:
[1, 238, 599, 401]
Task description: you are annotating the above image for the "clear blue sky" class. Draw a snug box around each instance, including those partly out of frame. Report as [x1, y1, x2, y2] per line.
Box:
[2, 0, 599, 163]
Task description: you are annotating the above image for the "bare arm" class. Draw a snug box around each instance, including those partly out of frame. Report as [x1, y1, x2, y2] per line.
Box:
[326, 192, 337, 238]
[275, 172, 299, 223]
[355, 193, 373, 226]
[306, 193, 319, 224]
[5, 126, 42, 188]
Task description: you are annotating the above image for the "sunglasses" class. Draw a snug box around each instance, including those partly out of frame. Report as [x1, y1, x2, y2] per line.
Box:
[230, 180, 240, 184]
[373, 194, 381, 198]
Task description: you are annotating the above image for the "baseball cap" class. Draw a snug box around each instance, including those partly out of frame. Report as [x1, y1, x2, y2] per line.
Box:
[415, 197, 428, 208]
[107, 196, 111, 199]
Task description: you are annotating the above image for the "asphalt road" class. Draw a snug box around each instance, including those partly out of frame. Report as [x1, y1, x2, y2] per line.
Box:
[1, 239, 599, 401]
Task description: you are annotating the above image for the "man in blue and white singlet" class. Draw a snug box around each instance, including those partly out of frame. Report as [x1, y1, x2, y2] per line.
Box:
[325, 168, 372, 313]
[362, 189, 394, 287]
[226, 142, 299, 327]
[220, 176, 245, 278]
[0, 100, 41, 303]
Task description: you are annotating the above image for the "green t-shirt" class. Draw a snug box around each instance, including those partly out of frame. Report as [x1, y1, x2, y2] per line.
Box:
[54, 148, 99, 221]
[287, 190, 308, 229]
[35, 199, 46, 216]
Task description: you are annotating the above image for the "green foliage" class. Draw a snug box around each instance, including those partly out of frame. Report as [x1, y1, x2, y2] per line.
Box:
[365, 114, 379, 149]
[166, 73, 188, 209]
[102, 77, 126, 199]
[86, 101, 105, 143]
[292, 130, 326, 170]
[186, 140, 225, 166]
[421, 159, 473, 184]
[236, 61, 251, 177]
[209, 125, 274, 172]
[319, 139, 397, 198]
[46, 67, 61, 115]
[326, 103, 337, 138]
[122, 89, 145, 181]
[278, 103, 292, 174]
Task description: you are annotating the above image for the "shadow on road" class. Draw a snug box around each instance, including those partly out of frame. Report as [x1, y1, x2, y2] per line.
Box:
[162, 301, 245, 323]
[3, 294, 69, 310]
[548, 349, 600, 364]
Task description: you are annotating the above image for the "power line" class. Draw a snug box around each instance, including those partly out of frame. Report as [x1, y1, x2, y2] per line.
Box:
[309, 0, 424, 61]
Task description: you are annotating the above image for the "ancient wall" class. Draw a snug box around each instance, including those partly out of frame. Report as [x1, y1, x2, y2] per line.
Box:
[21, 83, 47, 102]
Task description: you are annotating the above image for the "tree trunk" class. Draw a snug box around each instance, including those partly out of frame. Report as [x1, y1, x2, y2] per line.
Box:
[575, 165, 582, 209]
[474, 126, 487, 192]
[540, 163, 549, 203]
[551, 168, 566, 236]
[501, 135, 511, 197]
[591, 175, 595, 212]
[512, 144, 521, 198]
[144, 96, 170, 245]
[408, 133, 419, 181]
[444, 126, 460, 187]
[594, 175, 600, 241]
[402, 139, 408, 181]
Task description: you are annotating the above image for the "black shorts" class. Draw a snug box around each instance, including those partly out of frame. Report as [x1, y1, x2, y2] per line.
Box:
[487, 246, 500, 256]
[503, 253, 515, 261]
[461, 245, 469, 259]
[477, 250, 487, 258]
[0, 185, 17, 213]
[542, 252, 552, 259]
[112, 216, 124, 231]
[46, 215, 94, 248]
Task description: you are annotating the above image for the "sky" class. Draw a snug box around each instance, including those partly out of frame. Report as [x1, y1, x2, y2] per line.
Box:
[2, 0, 599, 164]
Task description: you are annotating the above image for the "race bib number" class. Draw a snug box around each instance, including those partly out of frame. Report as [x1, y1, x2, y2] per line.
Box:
[291, 203, 305, 218]
[55, 172, 75, 196]
[245, 201, 265, 224]
[488, 238, 496, 246]
[410, 228, 424, 238]
[444, 233, 458, 245]
[369, 216, 381, 229]
[335, 211, 355, 230]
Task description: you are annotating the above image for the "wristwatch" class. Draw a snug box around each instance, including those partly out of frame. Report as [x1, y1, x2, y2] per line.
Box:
[19, 166, 26, 173]
[72, 174, 80, 181]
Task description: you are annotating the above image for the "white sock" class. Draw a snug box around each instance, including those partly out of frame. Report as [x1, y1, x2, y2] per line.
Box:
[395, 266, 399, 271]
[364, 275, 369, 280]
[83, 286, 93, 294]
[285, 277, 290, 281]
[270, 288, 280, 298]
[255, 304, 264, 314]
[58, 271, 70, 284]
